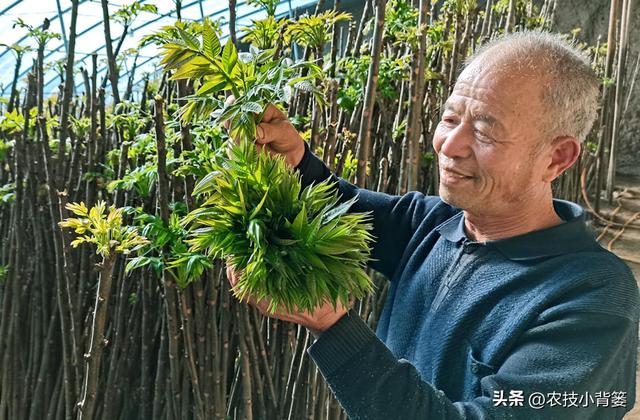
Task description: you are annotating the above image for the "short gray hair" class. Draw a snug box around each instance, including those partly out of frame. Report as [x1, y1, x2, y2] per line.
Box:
[466, 30, 600, 142]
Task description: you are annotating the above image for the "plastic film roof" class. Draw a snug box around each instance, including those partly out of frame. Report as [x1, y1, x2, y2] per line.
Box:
[0, 0, 317, 98]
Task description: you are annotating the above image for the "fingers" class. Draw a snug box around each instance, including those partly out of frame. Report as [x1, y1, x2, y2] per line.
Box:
[225, 265, 238, 288]
[261, 103, 287, 122]
[256, 119, 300, 146]
[224, 99, 282, 131]
[225, 262, 267, 309]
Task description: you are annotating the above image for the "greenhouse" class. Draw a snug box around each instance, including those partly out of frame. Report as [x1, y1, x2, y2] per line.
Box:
[0, 0, 639, 419]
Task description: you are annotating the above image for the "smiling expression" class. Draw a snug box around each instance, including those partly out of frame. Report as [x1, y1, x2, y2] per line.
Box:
[432, 63, 553, 216]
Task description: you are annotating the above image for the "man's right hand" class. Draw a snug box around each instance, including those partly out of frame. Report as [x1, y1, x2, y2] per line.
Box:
[225, 96, 306, 168]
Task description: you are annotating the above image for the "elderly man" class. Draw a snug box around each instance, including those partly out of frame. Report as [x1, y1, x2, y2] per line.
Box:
[227, 30, 639, 419]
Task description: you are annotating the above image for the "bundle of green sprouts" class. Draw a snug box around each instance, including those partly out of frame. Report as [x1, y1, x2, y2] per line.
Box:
[157, 20, 374, 313]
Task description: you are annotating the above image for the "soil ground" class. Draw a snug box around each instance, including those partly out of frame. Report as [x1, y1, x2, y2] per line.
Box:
[592, 174, 640, 420]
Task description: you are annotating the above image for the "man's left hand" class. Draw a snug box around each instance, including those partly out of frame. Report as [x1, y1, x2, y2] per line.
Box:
[225, 263, 348, 336]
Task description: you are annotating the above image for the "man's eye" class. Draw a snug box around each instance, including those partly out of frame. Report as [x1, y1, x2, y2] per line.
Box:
[474, 129, 493, 143]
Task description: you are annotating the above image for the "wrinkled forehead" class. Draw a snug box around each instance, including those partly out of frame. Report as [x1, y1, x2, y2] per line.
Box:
[459, 55, 547, 101]
[451, 58, 549, 129]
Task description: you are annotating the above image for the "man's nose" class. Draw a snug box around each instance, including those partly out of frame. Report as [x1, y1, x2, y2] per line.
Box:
[439, 124, 473, 159]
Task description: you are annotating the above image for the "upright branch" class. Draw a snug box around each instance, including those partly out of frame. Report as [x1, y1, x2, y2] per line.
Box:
[154, 97, 169, 223]
[594, 0, 620, 212]
[355, 0, 387, 187]
[59, 202, 148, 420]
[229, 0, 238, 47]
[505, 0, 516, 32]
[405, 0, 428, 192]
[57, 0, 79, 189]
[605, 0, 634, 202]
[101, 0, 121, 104]
[153, 95, 183, 418]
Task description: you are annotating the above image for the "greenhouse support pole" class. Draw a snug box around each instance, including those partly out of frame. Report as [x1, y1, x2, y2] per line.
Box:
[55, 0, 69, 52]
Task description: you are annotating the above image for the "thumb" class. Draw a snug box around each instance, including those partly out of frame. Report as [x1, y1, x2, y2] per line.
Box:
[261, 103, 288, 123]
[256, 119, 301, 146]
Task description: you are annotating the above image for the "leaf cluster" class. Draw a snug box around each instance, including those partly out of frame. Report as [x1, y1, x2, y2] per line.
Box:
[184, 139, 374, 313]
[285, 11, 351, 51]
[0, 43, 32, 59]
[59, 202, 149, 258]
[0, 109, 33, 134]
[156, 18, 374, 312]
[172, 125, 227, 180]
[70, 116, 91, 138]
[241, 16, 284, 50]
[384, 0, 419, 45]
[113, 0, 158, 26]
[125, 210, 212, 289]
[158, 20, 324, 137]
[13, 18, 60, 47]
[335, 56, 371, 111]
[109, 101, 150, 141]
[247, 0, 280, 17]
[378, 56, 411, 100]
[107, 161, 158, 198]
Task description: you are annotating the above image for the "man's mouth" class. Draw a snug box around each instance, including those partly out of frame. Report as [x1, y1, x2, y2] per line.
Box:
[440, 167, 474, 179]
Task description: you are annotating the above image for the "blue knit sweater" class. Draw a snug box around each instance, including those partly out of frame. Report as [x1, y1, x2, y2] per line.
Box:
[295, 144, 640, 419]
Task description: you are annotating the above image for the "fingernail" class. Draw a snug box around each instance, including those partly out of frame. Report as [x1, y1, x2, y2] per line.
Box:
[257, 125, 264, 140]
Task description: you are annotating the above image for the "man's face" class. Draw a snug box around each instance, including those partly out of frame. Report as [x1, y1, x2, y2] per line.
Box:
[432, 62, 551, 216]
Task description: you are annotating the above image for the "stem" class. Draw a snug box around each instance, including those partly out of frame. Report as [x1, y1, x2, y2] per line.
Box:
[355, 0, 387, 187]
[100, 0, 121, 104]
[76, 254, 116, 420]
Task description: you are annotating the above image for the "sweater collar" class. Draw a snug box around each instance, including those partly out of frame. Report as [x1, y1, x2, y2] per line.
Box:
[435, 199, 597, 261]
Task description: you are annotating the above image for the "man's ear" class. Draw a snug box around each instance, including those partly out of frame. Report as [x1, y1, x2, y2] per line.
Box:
[543, 136, 581, 182]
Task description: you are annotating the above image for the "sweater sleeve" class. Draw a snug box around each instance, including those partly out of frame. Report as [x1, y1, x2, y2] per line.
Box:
[307, 309, 638, 420]
[295, 141, 441, 279]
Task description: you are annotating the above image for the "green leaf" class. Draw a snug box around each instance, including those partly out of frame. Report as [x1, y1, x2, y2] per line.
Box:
[293, 80, 315, 92]
[177, 27, 200, 50]
[126, 256, 153, 273]
[192, 170, 220, 196]
[240, 101, 263, 114]
[170, 56, 213, 79]
[196, 78, 230, 96]
[322, 195, 358, 224]
[202, 20, 221, 59]
[250, 187, 270, 219]
[247, 219, 265, 248]
[290, 204, 306, 236]
[222, 38, 238, 73]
